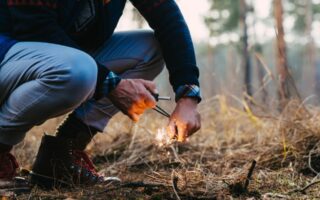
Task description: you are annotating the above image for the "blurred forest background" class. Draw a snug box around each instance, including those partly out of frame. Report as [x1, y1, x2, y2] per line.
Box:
[124, 0, 320, 108]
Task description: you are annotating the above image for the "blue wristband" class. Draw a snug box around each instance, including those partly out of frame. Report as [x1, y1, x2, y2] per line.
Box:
[101, 71, 121, 96]
[175, 85, 201, 103]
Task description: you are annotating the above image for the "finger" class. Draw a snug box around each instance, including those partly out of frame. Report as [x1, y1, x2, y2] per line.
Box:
[189, 115, 201, 136]
[167, 120, 177, 139]
[177, 123, 187, 143]
[128, 107, 143, 122]
[187, 123, 196, 137]
[140, 80, 158, 95]
[131, 113, 141, 122]
[190, 123, 200, 136]
[142, 90, 157, 108]
[133, 84, 156, 109]
[132, 105, 145, 115]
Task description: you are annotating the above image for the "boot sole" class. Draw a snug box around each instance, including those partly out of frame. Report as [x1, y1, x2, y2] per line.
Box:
[29, 171, 73, 189]
[0, 177, 31, 195]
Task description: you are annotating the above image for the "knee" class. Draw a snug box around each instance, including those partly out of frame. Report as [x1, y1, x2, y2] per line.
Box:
[54, 50, 98, 107]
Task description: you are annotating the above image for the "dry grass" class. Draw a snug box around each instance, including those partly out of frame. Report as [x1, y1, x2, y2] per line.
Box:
[9, 95, 320, 199]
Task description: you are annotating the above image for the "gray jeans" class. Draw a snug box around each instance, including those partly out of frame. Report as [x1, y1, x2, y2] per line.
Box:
[0, 31, 164, 145]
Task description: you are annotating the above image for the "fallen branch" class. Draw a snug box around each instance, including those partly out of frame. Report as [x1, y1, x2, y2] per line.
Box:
[104, 181, 166, 193]
[287, 180, 320, 195]
[244, 160, 257, 191]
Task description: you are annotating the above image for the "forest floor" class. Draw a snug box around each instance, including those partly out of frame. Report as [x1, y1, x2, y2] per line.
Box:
[2, 96, 320, 199]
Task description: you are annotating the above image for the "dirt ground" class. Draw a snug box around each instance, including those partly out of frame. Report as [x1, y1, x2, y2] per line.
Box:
[3, 97, 320, 199]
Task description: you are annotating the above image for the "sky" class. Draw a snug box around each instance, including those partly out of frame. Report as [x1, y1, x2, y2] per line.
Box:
[116, 0, 320, 46]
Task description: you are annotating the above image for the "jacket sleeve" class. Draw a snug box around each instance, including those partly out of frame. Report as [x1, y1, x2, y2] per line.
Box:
[8, 0, 77, 47]
[130, 0, 201, 101]
[7, 0, 119, 99]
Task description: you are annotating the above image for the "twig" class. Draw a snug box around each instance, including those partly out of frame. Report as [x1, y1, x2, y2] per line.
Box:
[262, 193, 289, 199]
[308, 141, 320, 175]
[104, 181, 166, 193]
[171, 171, 181, 200]
[244, 160, 257, 191]
[287, 180, 320, 195]
[120, 181, 166, 189]
[170, 145, 182, 163]
[128, 123, 138, 150]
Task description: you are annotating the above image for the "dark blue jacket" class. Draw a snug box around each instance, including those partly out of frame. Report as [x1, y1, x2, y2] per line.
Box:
[0, 0, 199, 97]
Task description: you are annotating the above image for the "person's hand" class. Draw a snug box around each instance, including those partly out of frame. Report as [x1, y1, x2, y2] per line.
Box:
[167, 97, 201, 142]
[108, 79, 158, 122]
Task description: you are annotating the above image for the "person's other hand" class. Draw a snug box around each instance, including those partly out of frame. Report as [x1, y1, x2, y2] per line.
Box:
[167, 97, 201, 142]
[108, 79, 157, 122]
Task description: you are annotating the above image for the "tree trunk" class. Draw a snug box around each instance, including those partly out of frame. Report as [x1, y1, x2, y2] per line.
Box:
[305, 0, 317, 99]
[273, 0, 300, 107]
[239, 0, 252, 97]
[251, 0, 267, 104]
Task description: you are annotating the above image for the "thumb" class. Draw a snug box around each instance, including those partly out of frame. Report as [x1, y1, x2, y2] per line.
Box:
[140, 80, 158, 95]
[177, 123, 187, 142]
[167, 120, 177, 140]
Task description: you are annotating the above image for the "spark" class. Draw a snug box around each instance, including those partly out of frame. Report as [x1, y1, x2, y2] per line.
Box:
[155, 128, 173, 147]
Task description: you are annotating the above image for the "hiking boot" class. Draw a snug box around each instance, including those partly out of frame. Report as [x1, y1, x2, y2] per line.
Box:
[0, 145, 18, 180]
[0, 152, 19, 181]
[30, 135, 119, 188]
[55, 113, 98, 151]
[0, 144, 31, 195]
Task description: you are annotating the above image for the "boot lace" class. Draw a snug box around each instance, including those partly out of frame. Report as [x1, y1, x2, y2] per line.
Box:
[72, 150, 103, 183]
